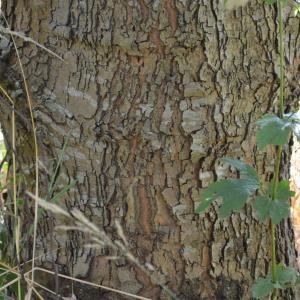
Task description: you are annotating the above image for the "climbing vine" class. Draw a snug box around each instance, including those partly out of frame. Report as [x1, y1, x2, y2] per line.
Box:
[196, 0, 300, 299]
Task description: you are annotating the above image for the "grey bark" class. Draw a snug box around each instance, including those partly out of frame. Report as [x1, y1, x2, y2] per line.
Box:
[0, 0, 300, 299]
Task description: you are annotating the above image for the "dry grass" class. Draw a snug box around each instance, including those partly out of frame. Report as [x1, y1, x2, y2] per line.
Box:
[27, 192, 180, 300]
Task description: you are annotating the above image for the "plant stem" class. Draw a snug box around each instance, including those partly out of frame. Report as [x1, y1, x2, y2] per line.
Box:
[0, 84, 22, 300]
[271, 222, 276, 276]
[270, 146, 282, 300]
[5, 16, 40, 286]
[271, 1, 285, 298]
[278, 0, 285, 118]
[12, 99, 21, 300]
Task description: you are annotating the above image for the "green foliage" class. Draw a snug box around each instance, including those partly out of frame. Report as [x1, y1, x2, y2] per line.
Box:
[256, 113, 300, 149]
[205, 86, 300, 297]
[295, 275, 300, 287]
[0, 264, 24, 300]
[201, 0, 300, 294]
[275, 264, 298, 288]
[252, 277, 274, 299]
[222, 157, 259, 181]
[16, 198, 24, 207]
[271, 180, 296, 200]
[253, 180, 295, 224]
[256, 115, 292, 149]
[252, 264, 299, 299]
[253, 196, 289, 224]
[284, 112, 300, 141]
[293, 5, 300, 16]
[196, 159, 259, 217]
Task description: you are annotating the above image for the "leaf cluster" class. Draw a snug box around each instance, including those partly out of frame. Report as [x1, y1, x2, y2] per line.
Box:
[253, 180, 295, 224]
[195, 113, 300, 298]
[252, 264, 300, 299]
[196, 113, 300, 220]
[256, 113, 300, 149]
[196, 158, 259, 217]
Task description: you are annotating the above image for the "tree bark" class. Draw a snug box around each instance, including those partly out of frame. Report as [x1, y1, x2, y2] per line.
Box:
[1, 0, 300, 299]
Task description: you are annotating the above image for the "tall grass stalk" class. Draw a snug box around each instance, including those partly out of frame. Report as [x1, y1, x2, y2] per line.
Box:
[0, 13, 40, 292]
[28, 192, 181, 300]
[0, 83, 21, 299]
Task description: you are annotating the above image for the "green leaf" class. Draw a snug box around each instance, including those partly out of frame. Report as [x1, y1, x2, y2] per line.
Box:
[253, 196, 290, 224]
[284, 112, 300, 143]
[16, 198, 24, 207]
[256, 114, 292, 149]
[252, 277, 274, 299]
[197, 159, 259, 217]
[196, 193, 214, 214]
[197, 179, 256, 217]
[270, 200, 290, 224]
[268, 180, 295, 201]
[254, 264, 299, 293]
[295, 275, 300, 287]
[0, 264, 23, 299]
[221, 158, 259, 181]
[277, 180, 295, 200]
[253, 196, 270, 222]
[256, 180, 295, 224]
[276, 264, 298, 286]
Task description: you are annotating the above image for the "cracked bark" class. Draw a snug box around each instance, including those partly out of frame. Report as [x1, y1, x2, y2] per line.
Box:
[1, 0, 300, 299]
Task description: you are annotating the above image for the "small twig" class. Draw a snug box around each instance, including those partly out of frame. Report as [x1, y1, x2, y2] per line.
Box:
[0, 26, 64, 61]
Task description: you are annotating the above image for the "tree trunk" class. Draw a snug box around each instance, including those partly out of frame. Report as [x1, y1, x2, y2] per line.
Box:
[1, 0, 299, 299]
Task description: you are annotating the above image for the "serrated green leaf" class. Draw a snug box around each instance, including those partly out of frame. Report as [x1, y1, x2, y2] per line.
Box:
[270, 200, 290, 224]
[197, 178, 259, 217]
[256, 114, 292, 149]
[276, 264, 298, 286]
[253, 196, 290, 224]
[284, 112, 300, 143]
[195, 196, 214, 214]
[266, 180, 295, 200]
[253, 196, 270, 222]
[197, 159, 259, 217]
[276, 180, 295, 200]
[252, 277, 274, 299]
[218, 182, 250, 217]
[221, 158, 259, 182]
